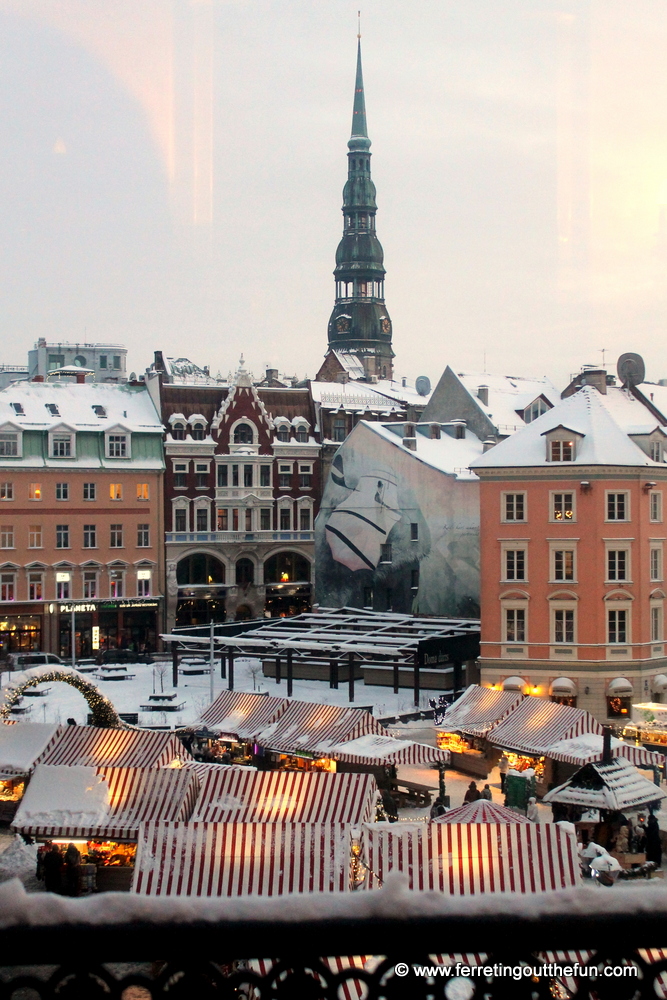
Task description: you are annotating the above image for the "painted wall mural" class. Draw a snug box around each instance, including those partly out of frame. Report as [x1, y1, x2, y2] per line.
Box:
[315, 423, 481, 617]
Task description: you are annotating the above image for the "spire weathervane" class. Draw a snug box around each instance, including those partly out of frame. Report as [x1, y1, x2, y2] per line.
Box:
[358, 10, 361, 39]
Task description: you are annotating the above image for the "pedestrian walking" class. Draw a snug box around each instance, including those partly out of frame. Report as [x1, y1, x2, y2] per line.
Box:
[498, 756, 509, 793]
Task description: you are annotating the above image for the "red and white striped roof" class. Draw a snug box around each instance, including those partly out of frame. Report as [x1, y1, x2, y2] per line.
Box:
[192, 768, 377, 825]
[132, 821, 353, 896]
[0, 723, 63, 779]
[325, 734, 449, 767]
[546, 732, 664, 769]
[439, 685, 524, 737]
[360, 822, 580, 894]
[195, 691, 289, 740]
[35, 725, 191, 770]
[487, 697, 603, 755]
[12, 764, 198, 840]
[434, 799, 530, 824]
[248, 957, 370, 1000]
[255, 701, 385, 755]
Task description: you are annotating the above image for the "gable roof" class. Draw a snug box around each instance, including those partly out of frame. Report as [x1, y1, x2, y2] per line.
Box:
[543, 757, 667, 811]
[486, 696, 603, 754]
[439, 685, 524, 737]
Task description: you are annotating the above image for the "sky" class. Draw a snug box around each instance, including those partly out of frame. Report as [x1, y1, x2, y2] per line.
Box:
[2, 0, 667, 390]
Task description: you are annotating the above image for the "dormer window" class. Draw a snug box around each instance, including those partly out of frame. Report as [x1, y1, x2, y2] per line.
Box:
[191, 423, 205, 441]
[524, 397, 549, 424]
[651, 441, 664, 463]
[51, 434, 72, 458]
[92, 405, 106, 418]
[277, 427, 289, 443]
[105, 429, 131, 459]
[550, 440, 574, 461]
[10, 403, 24, 416]
[172, 423, 185, 440]
[296, 428, 308, 443]
[45, 403, 60, 416]
[543, 425, 581, 462]
[0, 433, 19, 457]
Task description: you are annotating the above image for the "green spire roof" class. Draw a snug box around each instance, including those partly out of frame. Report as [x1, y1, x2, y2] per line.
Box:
[349, 40, 371, 151]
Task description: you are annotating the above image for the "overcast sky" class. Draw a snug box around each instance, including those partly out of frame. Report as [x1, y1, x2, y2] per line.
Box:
[2, 0, 667, 390]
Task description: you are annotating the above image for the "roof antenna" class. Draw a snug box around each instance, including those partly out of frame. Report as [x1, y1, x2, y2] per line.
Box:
[600, 347, 608, 367]
[358, 10, 361, 39]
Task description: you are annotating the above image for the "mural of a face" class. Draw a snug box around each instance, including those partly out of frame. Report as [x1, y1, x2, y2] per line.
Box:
[325, 471, 401, 572]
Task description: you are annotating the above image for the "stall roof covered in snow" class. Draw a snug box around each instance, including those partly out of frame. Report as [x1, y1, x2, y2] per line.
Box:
[438, 685, 524, 738]
[255, 700, 384, 755]
[433, 800, 530, 825]
[35, 726, 191, 770]
[0, 724, 63, 779]
[486, 697, 603, 755]
[545, 733, 665, 769]
[323, 733, 448, 767]
[542, 757, 667, 812]
[193, 691, 289, 740]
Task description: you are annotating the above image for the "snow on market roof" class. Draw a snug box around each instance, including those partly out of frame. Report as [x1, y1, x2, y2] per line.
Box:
[35, 726, 192, 770]
[472, 385, 664, 470]
[438, 685, 524, 738]
[433, 800, 530, 825]
[359, 822, 580, 894]
[486, 696, 603, 755]
[191, 768, 377, 825]
[132, 821, 354, 896]
[0, 723, 63, 779]
[193, 690, 289, 740]
[255, 700, 384, 755]
[542, 757, 667, 812]
[324, 733, 448, 767]
[545, 732, 665, 769]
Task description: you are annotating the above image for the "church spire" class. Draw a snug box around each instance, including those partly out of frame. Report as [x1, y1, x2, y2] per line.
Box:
[321, 37, 394, 383]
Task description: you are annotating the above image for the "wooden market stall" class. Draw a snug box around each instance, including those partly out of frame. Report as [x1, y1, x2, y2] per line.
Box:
[432, 799, 530, 825]
[434, 685, 524, 777]
[34, 725, 192, 770]
[0, 723, 63, 821]
[187, 690, 289, 764]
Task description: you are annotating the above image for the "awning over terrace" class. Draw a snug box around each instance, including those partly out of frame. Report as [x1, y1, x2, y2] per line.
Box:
[437, 685, 524, 738]
[542, 757, 667, 812]
[486, 697, 603, 755]
[359, 822, 580, 894]
[35, 726, 191, 770]
[193, 690, 289, 741]
[12, 764, 198, 840]
[191, 768, 378, 825]
[132, 821, 353, 896]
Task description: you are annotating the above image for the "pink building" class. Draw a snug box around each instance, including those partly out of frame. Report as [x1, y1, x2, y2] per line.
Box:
[471, 366, 667, 724]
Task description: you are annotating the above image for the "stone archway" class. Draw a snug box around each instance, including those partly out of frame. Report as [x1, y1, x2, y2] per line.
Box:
[0, 668, 122, 727]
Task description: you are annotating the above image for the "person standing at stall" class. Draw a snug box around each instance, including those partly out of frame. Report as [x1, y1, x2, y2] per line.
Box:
[42, 844, 64, 894]
[64, 843, 81, 897]
[498, 756, 509, 793]
[646, 814, 662, 867]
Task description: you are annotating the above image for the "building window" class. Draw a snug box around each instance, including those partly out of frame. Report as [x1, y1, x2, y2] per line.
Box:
[56, 482, 69, 501]
[0, 525, 14, 549]
[217, 509, 228, 531]
[172, 423, 185, 440]
[651, 492, 663, 522]
[232, 509, 239, 530]
[82, 524, 96, 548]
[245, 509, 252, 531]
[299, 507, 311, 531]
[607, 492, 629, 521]
[236, 558, 254, 586]
[0, 433, 18, 457]
[137, 576, 151, 597]
[411, 568, 419, 590]
[607, 694, 632, 718]
[243, 465, 253, 488]
[191, 423, 205, 441]
[279, 465, 291, 488]
[110, 524, 123, 548]
[607, 550, 628, 582]
[260, 509, 271, 530]
[651, 547, 663, 582]
[652, 604, 663, 642]
[48, 354, 64, 370]
[215, 466, 228, 488]
[113, 356, 122, 370]
[524, 398, 549, 423]
[554, 609, 575, 644]
[0, 483, 13, 501]
[195, 464, 209, 488]
[552, 493, 574, 521]
[110, 483, 123, 501]
[504, 549, 525, 581]
[28, 573, 43, 601]
[175, 508, 187, 532]
[0, 573, 15, 601]
[231, 465, 239, 487]
[549, 440, 574, 462]
[56, 576, 70, 600]
[137, 483, 149, 500]
[108, 434, 127, 458]
[137, 524, 150, 546]
[296, 427, 308, 443]
[299, 465, 312, 488]
[55, 525, 69, 549]
[260, 466, 271, 487]
[276, 427, 290, 443]
[651, 441, 664, 463]
[83, 482, 96, 501]
[173, 464, 187, 488]
[278, 507, 291, 530]
[380, 543, 392, 563]
[28, 525, 42, 549]
[233, 423, 254, 444]
[608, 609, 628, 644]
[410, 523, 419, 541]
[52, 434, 73, 458]
[503, 493, 525, 522]
[109, 570, 124, 597]
[505, 608, 526, 643]
[552, 549, 575, 581]
[29, 483, 41, 501]
[83, 571, 97, 599]
[332, 419, 346, 443]
[99, 355, 107, 370]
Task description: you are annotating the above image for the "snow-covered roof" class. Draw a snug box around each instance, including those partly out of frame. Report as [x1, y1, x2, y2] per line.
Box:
[473, 385, 665, 469]
[439, 685, 524, 737]
[332, 351, 366, 379]
[0, 381, 163, 434]
[161, 357, 226, 386]
[456, 372, 560, 434]
[310, 380, 406, 413]
[542, 756, 667, 811]
[361, 421, 483, 479]
[434, 799, 530, 824]
[0, 723, 62, 779]
[546, 733, 664, 769]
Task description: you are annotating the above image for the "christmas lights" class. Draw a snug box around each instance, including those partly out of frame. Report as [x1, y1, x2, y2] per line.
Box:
[0, 670, 122, 728]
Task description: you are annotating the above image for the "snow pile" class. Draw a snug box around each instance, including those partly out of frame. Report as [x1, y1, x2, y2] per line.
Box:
[16, 765, 110, 829]
[0, 837, 37, 883]
[0, 723, 61, 777]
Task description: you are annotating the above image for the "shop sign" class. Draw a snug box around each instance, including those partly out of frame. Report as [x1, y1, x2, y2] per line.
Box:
[92, 626, 100, 651]
[60, 603, 97, 613]
[99, 600, 160, 610]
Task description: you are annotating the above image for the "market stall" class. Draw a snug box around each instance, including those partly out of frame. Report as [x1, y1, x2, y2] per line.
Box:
[12, 763, 199, 891]
[35, 725, 192, 770]
[543, 756, 667, 818]
[432, 799, 530, 824]
[358, 821, 580, 894]
[628, 702, 667, 754]
[132, 820, 354, 896]
[434, 685, 524, 778]
[187, 690, 289, 764]
[0, 723, 63, 821]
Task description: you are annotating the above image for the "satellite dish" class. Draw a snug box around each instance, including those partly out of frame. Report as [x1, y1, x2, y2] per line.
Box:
[617, 353, 645, 388]
[415, 375, 431, 397]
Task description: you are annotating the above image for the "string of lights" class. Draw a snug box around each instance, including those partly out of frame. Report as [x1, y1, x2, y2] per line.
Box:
[0, 670, 122, 728]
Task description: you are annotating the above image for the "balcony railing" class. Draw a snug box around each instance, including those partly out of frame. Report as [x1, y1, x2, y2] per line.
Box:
[2, 881, 667, 999]
[165, 530, 315, 544]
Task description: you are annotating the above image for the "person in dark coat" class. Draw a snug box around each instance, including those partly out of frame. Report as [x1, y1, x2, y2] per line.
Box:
[42, 844, 64, 894]
[463, 782, 481, 804]
[481, 784, 493, 801]
[646, 814, 662, 867]
[64, 843, 81, 897]
[381, 788, 398, 822]
[430, 796, 447, 819]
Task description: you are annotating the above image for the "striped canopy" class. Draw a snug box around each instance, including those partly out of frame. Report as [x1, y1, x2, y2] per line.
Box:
[434, 799, 530, 824]
[35, 725, 191, 770]
[487, 697, 603, 756]
[325, 734, 449, 767]
[545, 733, 665, 769]
[0, 723, 63, 779]
[359, 822, 580, 894]
[12, 764, 198, 840]
[192, 768, 378, 825]
[194, 690, 289, 740]
[255, 701, 385, 755]
[438, 685, 524, 737]
[132, 821, 353, 896]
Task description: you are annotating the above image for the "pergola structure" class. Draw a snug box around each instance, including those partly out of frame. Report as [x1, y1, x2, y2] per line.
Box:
[162, 608, 480, 706]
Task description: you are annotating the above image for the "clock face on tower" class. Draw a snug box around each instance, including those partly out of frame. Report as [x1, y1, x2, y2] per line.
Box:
[381, 318, 391, 334]
[336, 317, 350, 332]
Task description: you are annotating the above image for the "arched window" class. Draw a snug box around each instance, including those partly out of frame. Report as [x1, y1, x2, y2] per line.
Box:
[236, 558, 254, 586]
[277, 427, 290, 443]
[296, 428, 308, 443]
[264, 553, 311, 584]
[172, 423, 185, 441]
[233, 423, 254, 444]
[176, 554, 225, 586]
[191, 423, 205, 441]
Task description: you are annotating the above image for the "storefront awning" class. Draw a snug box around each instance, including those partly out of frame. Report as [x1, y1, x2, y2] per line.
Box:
[502, 676, 526, 692]
[652, 674, 667, 694]
[607, 677, 634, 696]
[549, 677, 577, 697]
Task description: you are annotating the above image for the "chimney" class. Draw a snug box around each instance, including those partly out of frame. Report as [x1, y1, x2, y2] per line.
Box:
[75, 371, 86, 384]
[32, 375, 44, 382]
[478, 385, 489, 406]
[602, 726, 613, 764]
[483, 438, 496, 452]
[266, 368, 278, 382]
